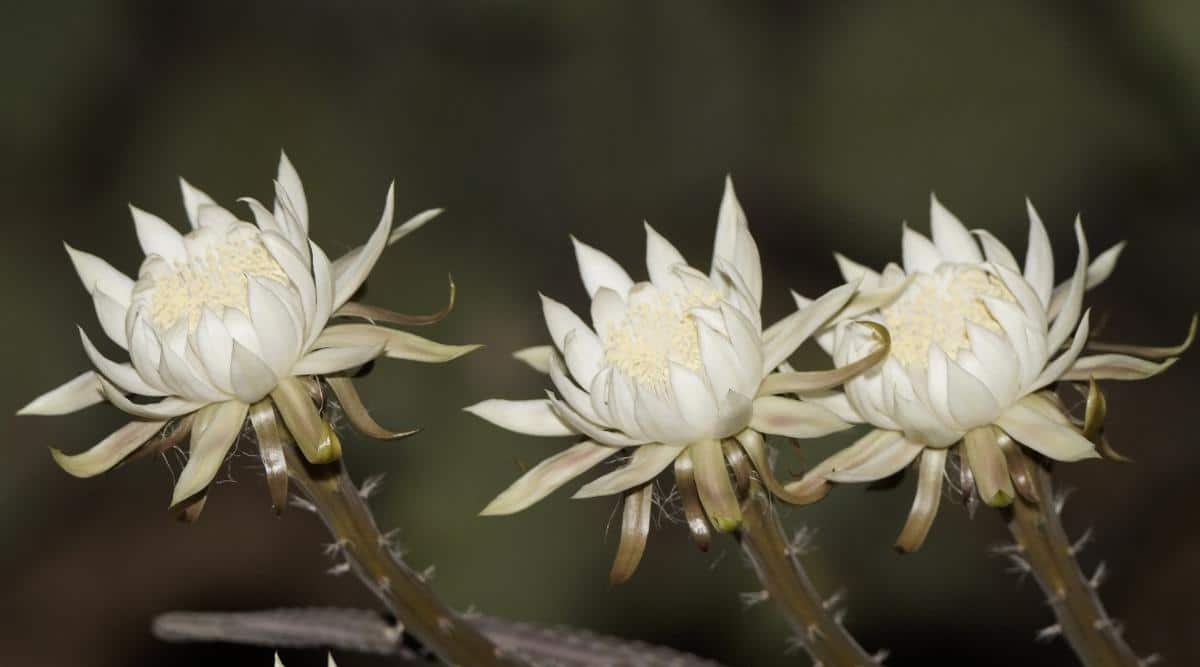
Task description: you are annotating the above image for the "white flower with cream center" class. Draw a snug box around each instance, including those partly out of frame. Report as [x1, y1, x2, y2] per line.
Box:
[20, 153, 477, 509]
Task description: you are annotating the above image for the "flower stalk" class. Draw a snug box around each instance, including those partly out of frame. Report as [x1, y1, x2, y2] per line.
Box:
[1004, 451, 1142, 667]
[281, 442, 526, 667]
[736, 482, 881, 667]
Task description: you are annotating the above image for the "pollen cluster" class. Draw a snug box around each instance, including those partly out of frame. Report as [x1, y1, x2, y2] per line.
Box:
[881, 265, 1015, 367]
[146, 227, 289, 332]
[602, 287, 723, 393]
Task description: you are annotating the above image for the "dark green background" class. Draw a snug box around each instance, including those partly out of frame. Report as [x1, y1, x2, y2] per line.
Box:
[3, 2, 1197, 666]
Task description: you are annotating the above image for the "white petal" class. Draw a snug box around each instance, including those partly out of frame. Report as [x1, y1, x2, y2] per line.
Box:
[64, 244, 133, 306]
[548, 351, 604, 425]
[894, 394, 960, 448]
[129, 205, 186, 262]
[826, 434, 923, 483]
[548, 392, 645, 446]
[972, 230, 1019, 272]
[92, 289, 130, 350]
[1023, 199, 1054, 308]
[229, 340, 278, 403]
[1062, 354, 1177, 381]
[51, 419, 165, 478]
[238, 196, 283, 236]
[78, 327, 164, 397]
[607, 371, 645, 439]
[465, 398, 575, 437]
[179, 178, 217, 229]
[261, 232, 316, 329]
[571, 236, 633, 298]
[248, 278, 302, 376]
[715, 390, 753, 438]
[761, 281, 858, 372]
[1031, 310, 1090, 391]
[632, 383, 682, 442]
[1045, 219, 1089, 353]
[991, 263, 1048, 333]
[171, 401, 250, 506]
[711, 176, 762, 305]
[18, 371, 104, 416]
[313, 325, 479, 363]
[833, 253, 880, 288]
[697, 321, 742, 400]
[943, 353, 998, 430]
[669, 362, 719, 436]
[332, 183, 394, 309]
[558, 329, 602, 388]
[275, 150, 308, 230]
[799, 390, 865, 423]
[749, 395, 852, 438]
[480, 441, 614, 515]
[540, 294, 593, 353]
[1048, 241, 1126, 318]
[589, 287, 626, 339]
[589, 367, 616, 426]
[304, 243, 336, 350]
[513, 345, 553, 374]
[221, 308, 262, 357]
[292, 344, 383, 376]
[573, 444, 683, 498]
[644, 222, 687, 289]
[901, 224, 941, 273]
[995, 401, 1099, 462]
[964, 322, 1020, 405]
[721, 303, 764, 396]
[97, 378, 204, 419]
[983, 297, 1039, 388]
[195, 203, 239, 230]
[388, 208, 443, 246]
[930, 194, 982, 263]
[192, 310, 234, 394]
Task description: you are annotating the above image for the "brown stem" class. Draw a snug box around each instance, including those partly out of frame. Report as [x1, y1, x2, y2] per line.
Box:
[1005, 456, 1142, 667]
[283, 445, 526, 666]
[736, 484, 880, 667]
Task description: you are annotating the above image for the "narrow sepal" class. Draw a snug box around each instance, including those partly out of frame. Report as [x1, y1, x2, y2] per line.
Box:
[609, 483, 653, 586]
[673, 449, 713, 552]
[327, 377, 419, 440]
[248, 400, 290, 515]
[894, 448, 947, 553]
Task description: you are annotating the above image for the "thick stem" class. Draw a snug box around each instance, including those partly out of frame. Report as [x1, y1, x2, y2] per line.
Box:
[283, 445, 526, 667]
[1005, 457, 1141, 667]
[736, 484, 880, 667]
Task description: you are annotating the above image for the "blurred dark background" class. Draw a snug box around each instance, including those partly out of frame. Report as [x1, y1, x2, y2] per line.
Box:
[2, 2, 1198, 665]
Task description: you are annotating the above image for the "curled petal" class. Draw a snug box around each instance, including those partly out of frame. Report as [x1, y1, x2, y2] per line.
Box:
[749, 396, 852, 439]
[170, 401, 249, 507]
[481, 440, 613, 515]
[314, 324, 481, 363]
[962, 426, 1015, 507]
[248, 400, 289, 515]
[733, 429, 812, 505]
[758, 322, 889, 395]
[1061, 354, 1177, 382]
[609, 483, 654, 585]
[51, 419, 165, 478]
[761, 281, 859, 372]
[464, 398, 574, 437]
[673, 450, 713, 551]
[18, 371, 104, 416]
[573, 444, 684, 499]
[335, 276, 456, 326]
[1085, 313, 1196, 360]
[326, 377, 418, 441]
[894, 448, 947, 553]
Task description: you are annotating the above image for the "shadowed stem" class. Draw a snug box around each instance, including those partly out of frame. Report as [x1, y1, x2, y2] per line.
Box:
[736, 483, 880, 667]
[283, 445, 527, 667]
[1005, 458, 1142, 667]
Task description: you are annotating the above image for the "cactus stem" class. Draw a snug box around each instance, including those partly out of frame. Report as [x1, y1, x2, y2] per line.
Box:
[282, 443, 527, 667]
[737, 482, 881, 666]
[1004, 450, 1144, 667]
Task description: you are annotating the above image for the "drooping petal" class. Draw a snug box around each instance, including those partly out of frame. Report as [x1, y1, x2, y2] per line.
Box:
[332, 183, 394, 309]
[573, 444, 684, 498]
[929, 195, 982, 263]
[644, 222, 687, 289]
[64, 244, 133, 306]
[571, 236, 634, 298]
[761, 281, 858, 372]
[51, 419, 166, 478]
[129, 205, 187, 262]
[481, 441, 614, 515]
[291, 344, 384, 376]
[179, 178, 218, 229]
[894, 448, 947, 553]
[901, 224, 941, 274]
[1023, 199, 1054, 308]
[1061, 354, 1178, 382]
[18, 371, 104, 416]
[673, 449, 713, 550]
[324, 377, 417, 441]
[512, 345, 554, 374]
[749, 395, 851, 438]
[464, 398, 575, 437]
[994, 400, 1099, 462]
[710, 176, 762, 305]
[170, 401, 249, 507]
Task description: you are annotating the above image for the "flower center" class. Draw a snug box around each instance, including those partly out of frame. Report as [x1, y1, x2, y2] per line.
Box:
[602, 287, 722, 393]
[880, 265, 1014, 367]
[142, 225, 289, 332]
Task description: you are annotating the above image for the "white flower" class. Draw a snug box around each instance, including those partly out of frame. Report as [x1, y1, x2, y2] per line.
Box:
[20, 152, 477, 510]
[466, 178, 887, 566]
[791, 196, 1189, 550]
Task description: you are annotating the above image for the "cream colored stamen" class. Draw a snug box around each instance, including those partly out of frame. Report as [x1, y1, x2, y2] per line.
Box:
[881, 265, 1014, 367]
[147, 229, 288, 332]
[602, 287, 722, 392]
